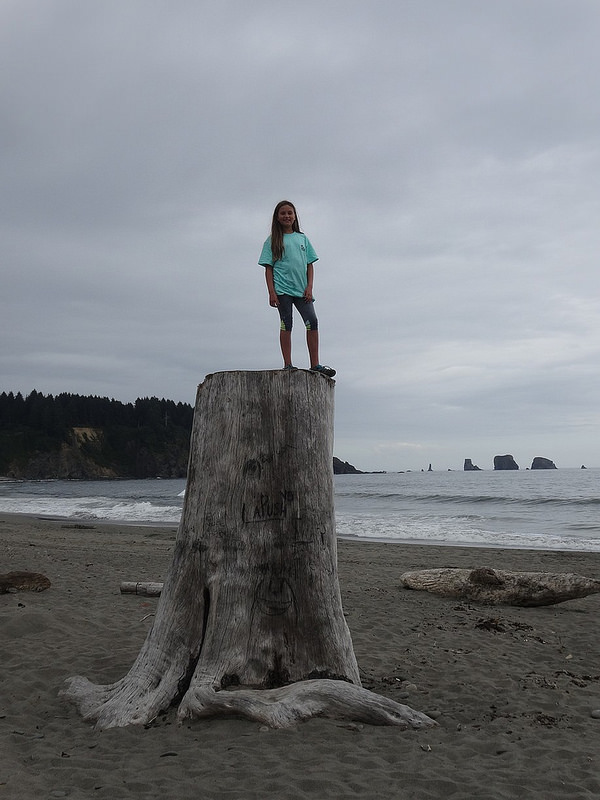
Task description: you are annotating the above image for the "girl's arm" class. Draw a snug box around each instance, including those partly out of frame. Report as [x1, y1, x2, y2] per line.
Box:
[303, 262, 314, 302]
[265, 267, 279, 307]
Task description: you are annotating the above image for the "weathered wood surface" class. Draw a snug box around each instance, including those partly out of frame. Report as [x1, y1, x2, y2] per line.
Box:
[401, 566, 600, 606]
[0, 571, 51, 593]
[63, 370, 434, 731]
[180, 679, 436, 730]
[120, 581, 163, 597]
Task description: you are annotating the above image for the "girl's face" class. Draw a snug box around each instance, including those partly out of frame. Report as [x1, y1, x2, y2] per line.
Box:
[277, 204, 296, 233]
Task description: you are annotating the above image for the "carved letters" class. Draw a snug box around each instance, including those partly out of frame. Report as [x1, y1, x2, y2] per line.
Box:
[242, 490, 296, 523]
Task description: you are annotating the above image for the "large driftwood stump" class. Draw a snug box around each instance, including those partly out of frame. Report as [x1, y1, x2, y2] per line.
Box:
[62, 370, 434, 731]
[401, 567, 600, 606]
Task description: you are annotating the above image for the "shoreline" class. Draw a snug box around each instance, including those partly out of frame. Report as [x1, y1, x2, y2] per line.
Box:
[2, 509, 600, 553]
[2, 514, 600, 798]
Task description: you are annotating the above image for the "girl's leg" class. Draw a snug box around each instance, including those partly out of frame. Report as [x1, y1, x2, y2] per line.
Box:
[276, 295, 294, 366]
[292, 297, 320, 367]
[306, 329, 319, 368]
[293, 298, 335, 375]
[280, 330, 292, 365]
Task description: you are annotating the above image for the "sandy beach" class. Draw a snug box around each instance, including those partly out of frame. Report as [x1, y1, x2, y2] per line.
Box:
[2, 513, 600, 800]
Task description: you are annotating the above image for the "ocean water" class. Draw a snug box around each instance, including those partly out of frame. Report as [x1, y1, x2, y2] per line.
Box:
[334, 470, 600, 551]
[0, 469, 599, 552]
[0, 478, 186, 526]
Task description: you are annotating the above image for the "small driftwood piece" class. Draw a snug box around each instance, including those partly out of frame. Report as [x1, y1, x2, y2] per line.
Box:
[120, 582, 163, 597]
[400, 567, 600, 607]
[0, 571, 51, 593]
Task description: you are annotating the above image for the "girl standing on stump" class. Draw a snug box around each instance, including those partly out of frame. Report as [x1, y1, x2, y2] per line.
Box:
[259, 200, 336, 377]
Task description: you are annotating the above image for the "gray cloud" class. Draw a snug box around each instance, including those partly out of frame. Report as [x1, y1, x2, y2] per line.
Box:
[2, 0, 600, 470]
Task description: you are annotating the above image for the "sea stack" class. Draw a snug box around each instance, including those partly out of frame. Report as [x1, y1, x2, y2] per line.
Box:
[493, 455, 519, 470]
[530, 457, 557, 470]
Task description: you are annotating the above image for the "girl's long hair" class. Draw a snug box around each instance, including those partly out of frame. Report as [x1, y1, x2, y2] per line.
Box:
[270, 200, 301, 262]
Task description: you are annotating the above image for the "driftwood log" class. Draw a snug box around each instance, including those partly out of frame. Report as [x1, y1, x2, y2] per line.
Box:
[62, 370, 435, 732]
[400, 566, 600, 606]
[0, 571, 51, 593]
[120, 581, 163, 597]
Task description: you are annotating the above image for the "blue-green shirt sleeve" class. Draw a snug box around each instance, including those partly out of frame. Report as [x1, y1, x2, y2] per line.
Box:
[304, 236, 318, 264]
[258, 238, 273, 266]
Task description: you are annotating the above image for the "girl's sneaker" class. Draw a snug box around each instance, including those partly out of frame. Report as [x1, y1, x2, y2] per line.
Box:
[310, 364, 336, 377]
[283, 364, 298, 371]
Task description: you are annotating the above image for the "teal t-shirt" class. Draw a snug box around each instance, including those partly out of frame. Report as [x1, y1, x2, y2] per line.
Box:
[258, 232, 318, 296]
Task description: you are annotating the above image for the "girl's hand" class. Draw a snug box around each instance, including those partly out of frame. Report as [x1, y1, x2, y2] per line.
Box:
[269, 292, 279, 307]
[303, 287, 314, 302]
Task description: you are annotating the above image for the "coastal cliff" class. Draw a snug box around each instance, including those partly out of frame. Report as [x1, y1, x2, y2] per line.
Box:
[333, 457, 363, 475]
[0, 392, 193, 479]
[0, 391, 363, 480]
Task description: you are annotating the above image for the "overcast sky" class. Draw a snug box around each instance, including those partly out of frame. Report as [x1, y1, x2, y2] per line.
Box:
[2, 0, 600, 471]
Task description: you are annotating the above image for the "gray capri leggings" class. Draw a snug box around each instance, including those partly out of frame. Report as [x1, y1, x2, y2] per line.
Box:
[277, 294, 319, 332]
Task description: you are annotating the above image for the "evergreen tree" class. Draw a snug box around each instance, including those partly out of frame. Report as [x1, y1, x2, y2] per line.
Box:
[0, 390, 194, 479]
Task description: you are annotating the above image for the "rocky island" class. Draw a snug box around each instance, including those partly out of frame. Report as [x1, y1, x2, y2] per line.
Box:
[494, 454, 520, 470]
[530, 457, 557, 469]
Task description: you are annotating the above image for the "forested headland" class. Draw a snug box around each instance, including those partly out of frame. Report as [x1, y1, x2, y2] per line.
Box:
[0, 390, 362, 480]
[0, 391, 194, 479]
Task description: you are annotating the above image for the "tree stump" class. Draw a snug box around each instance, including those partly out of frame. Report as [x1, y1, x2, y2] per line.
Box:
[62, 370, 434, 731]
